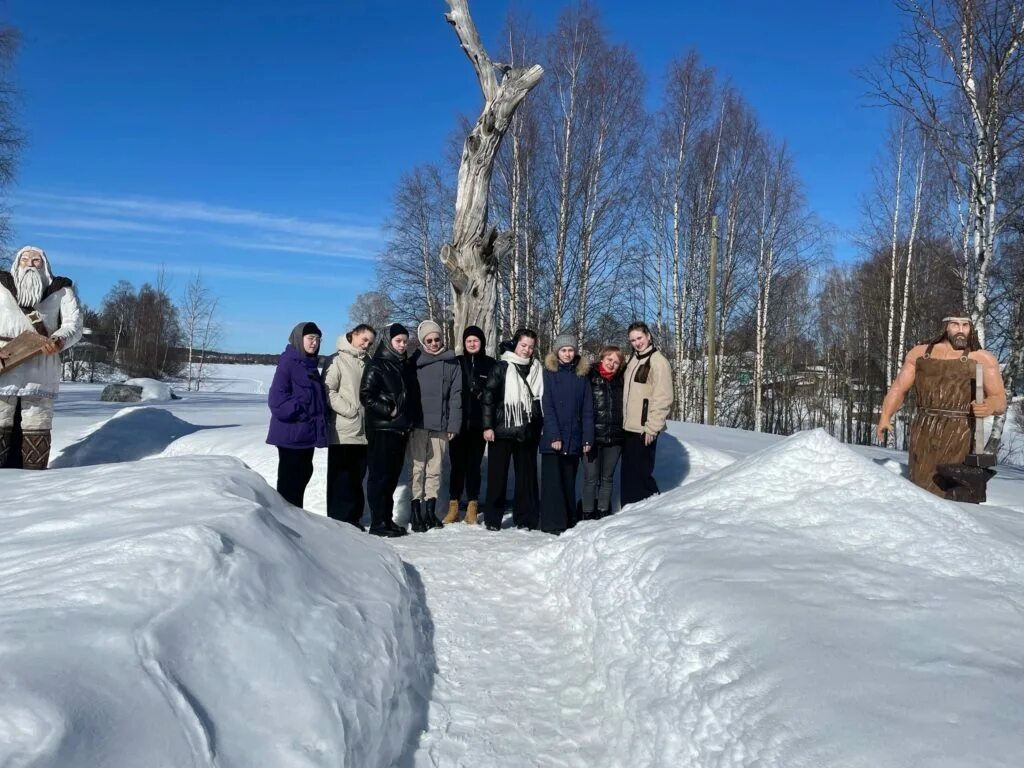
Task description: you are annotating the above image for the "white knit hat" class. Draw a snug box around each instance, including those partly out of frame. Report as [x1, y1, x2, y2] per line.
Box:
[417, 319, 443, 345]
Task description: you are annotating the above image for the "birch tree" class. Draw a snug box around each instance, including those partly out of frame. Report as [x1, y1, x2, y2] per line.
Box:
[653, 52, 716, 417]
[179, 272, 220, 391]
[870, 0, 1024, 347]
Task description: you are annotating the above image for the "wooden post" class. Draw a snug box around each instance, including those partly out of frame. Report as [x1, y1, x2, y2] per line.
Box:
[706, 215, 719, 425]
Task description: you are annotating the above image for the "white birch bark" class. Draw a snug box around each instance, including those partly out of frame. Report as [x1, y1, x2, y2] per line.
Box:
[885, 120, 906, 388]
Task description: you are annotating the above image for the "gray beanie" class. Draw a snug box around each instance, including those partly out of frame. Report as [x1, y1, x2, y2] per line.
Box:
[417, 319, 444, 346]
[552, 332, 577, 353]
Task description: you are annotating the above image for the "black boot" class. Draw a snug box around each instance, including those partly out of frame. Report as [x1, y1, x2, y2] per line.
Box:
[410, 499, 426, 533]
[424, 498, 443, 529]
[370, 522, 407, 538]
[576, 499, 587, 523]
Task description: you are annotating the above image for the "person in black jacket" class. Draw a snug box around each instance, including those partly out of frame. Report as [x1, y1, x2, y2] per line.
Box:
[480, 328, 544, 531]
[359, 323, 417, 538]
[444, 325, 495, 525]
[582, 345, 626, 519]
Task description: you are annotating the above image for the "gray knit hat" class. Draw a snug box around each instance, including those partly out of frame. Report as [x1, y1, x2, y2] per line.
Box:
[552, 332, 577, 353]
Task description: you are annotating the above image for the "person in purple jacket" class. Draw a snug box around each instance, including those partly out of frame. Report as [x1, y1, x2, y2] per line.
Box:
[538, 332, 594, 534]
[267, 322, 329, 508]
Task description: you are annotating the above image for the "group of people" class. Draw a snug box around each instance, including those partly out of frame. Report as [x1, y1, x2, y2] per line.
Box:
[265, 319, 674, 537]
[0, 244, 1007, 513]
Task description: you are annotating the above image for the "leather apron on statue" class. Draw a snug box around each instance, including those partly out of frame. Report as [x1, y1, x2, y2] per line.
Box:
[908, 343, 974, 498]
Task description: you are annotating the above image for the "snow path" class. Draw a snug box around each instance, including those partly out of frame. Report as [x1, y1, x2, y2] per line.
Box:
[393, 526, 608, 767]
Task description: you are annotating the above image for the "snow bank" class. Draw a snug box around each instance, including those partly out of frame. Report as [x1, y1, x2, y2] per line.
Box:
[0, 457, 431, 767]
[534, 429, 1024, 767]
[123, 377, 177, 401]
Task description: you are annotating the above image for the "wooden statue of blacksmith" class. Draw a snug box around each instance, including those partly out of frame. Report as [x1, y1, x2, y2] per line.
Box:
[0, 245, 83, 469]
[876, 315, 1007, 499]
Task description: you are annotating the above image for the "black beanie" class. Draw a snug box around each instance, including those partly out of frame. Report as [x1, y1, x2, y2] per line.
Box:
[388, 323, 409, 340]
[302, 322, 322, 338]
[463, 325, 485, 345]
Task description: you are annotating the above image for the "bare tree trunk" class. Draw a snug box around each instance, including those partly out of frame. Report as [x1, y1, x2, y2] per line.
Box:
[509, 121, 522, 332]
[885, 119, 906, 388]
[576, 128, 606, 346]
[551, 42, 581, 341]
[897, 136, 927, 368]
[442, 0, 544, 353]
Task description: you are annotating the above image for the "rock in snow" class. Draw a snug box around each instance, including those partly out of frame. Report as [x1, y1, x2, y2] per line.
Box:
[123, 378, 180, 401]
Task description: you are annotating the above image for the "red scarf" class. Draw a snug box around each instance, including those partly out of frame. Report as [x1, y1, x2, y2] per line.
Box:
[597, 362, 616, 381]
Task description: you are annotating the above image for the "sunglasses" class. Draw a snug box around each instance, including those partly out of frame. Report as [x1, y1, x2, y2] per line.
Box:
[424, 337, 443, 346]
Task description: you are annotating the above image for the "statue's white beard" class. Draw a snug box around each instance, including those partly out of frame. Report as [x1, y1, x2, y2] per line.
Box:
[15, 267, 47, 308]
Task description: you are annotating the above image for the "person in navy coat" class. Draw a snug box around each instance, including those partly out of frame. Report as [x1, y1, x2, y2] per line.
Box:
[538, 332, 594, 534]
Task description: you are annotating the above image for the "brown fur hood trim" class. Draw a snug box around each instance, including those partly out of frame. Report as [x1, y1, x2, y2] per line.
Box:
[544, 351, 590, 376]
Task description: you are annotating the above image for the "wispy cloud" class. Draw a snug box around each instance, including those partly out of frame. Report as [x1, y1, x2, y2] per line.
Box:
[21, 190, 382, 240]
[11, 191, 387, 268]
[18, 213, 179, 235]
[53, 250, 366, 288]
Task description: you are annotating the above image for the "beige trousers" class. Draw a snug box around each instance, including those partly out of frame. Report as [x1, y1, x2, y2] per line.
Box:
[408, 429, 448, 501]
[0, 395, 55, 430]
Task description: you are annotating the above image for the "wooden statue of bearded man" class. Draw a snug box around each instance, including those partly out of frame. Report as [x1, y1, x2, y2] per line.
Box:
[0, 245, 83, 469]
[876, 315, 1007, 498]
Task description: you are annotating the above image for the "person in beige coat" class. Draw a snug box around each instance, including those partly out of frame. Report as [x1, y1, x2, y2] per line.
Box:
[621, 321, 673, 506]
[323, 323, 376, 529]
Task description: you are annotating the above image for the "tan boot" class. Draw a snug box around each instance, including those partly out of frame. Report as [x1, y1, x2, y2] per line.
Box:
[442, 499, 461, 524]
[464, 500, 479, 525]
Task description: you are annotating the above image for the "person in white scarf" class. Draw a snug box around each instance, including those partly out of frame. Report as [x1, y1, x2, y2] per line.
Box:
[499, 346, 544, 429]
[480, 328, 544, 531]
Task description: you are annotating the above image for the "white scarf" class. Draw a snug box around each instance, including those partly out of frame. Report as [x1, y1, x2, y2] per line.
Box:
[501, 351, 543, 428]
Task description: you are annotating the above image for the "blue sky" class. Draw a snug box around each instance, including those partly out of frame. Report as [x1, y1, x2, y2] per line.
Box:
[8, 0, 902, 352]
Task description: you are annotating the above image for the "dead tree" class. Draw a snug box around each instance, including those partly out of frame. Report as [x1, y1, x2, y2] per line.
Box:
[442, 0, 543, 352]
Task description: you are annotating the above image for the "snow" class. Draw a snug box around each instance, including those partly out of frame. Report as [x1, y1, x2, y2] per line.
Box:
[189, 364, 277, 395]
[3, 371, 1023, 767]
[534, 429, 1024, 766]
[1, 455, 430, 768]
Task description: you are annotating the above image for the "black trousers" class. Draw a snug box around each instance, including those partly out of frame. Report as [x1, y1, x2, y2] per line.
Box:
[277, 446, 315, 508]
[449, 430, 486, 502]
[539, 454, 580, 533]
[366, 430, 409, 528]
[482, 437, 539, 529]
[326, 443, 367, 526]
[620, 431, 659, 506]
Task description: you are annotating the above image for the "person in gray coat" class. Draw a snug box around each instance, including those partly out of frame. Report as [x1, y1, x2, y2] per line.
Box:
[408, 319, 463, 532]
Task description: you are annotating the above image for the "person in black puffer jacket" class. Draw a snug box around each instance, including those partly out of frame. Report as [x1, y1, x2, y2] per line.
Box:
[480, 327, 544, 531]
[360, 323, 418, 537]
[582, 345, 626, 519]
[444, 325, 495, 525]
